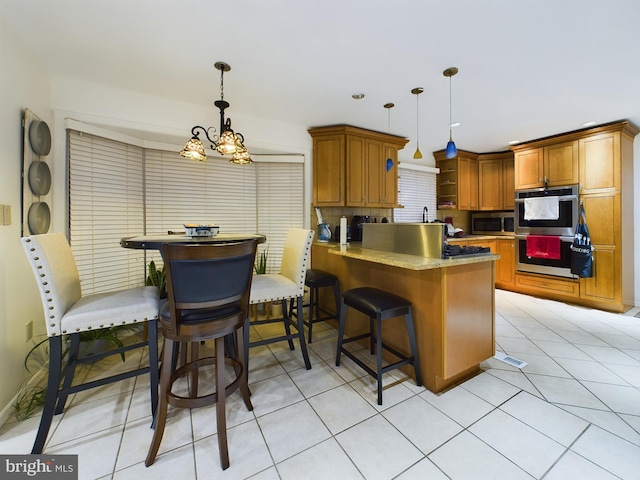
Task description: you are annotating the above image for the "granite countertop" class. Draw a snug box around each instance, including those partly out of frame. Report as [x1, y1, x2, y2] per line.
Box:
[318, 243, 499, 271]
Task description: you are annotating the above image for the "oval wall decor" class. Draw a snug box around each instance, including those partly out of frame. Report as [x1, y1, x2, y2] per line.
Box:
[29, 120, 52, 156]
[28, 160, 52, 196]
[27, 201, 51, 234]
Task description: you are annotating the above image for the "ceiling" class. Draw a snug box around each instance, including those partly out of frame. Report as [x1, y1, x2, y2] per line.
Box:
[2, 0, 639, 160]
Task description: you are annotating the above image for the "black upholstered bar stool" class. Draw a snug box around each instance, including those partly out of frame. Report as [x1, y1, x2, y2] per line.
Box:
[335, 287, 422, 405]
[290, 269, 341, 343]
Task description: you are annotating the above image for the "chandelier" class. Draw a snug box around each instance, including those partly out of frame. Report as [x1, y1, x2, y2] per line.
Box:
[179, 62, 252, 164]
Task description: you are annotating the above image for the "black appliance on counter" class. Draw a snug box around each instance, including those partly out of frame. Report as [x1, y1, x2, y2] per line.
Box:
[334, 225, 351, 242]
[350, 215, 370, 241]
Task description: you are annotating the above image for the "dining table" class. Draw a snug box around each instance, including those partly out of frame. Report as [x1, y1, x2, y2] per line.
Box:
[120, 233, 266, 250]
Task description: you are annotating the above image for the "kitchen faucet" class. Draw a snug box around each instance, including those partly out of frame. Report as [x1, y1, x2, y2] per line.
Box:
[423, 206, 429, 223]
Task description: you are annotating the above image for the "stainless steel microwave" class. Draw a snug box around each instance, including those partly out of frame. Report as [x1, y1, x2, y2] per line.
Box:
[471, 212, 515, 236]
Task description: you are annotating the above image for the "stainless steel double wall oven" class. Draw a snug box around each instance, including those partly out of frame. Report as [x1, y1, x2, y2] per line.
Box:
[514, 185, 579, 278]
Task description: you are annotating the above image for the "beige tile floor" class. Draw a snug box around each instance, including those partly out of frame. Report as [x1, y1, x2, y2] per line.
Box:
[2, 290, 640, 479]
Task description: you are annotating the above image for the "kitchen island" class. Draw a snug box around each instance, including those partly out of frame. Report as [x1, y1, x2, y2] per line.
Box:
[312, 242, 498, 393]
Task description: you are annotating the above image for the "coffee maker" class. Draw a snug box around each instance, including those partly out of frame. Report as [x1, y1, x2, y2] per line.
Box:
[349, 215, 370, 241]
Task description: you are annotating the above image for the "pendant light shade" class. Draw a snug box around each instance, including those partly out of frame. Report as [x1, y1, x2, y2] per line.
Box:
[443, 67, 459, 159]
[411, 87, 424, 159]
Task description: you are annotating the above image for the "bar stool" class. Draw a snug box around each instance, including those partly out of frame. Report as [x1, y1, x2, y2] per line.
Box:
[290, 269, 341, 343]
[335, 287, 422, 405]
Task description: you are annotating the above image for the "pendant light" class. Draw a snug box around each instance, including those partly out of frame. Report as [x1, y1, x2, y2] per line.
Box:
[384, 102, 395, 171]
[443, 67, 458, 159]
[411, 87, 424, 159]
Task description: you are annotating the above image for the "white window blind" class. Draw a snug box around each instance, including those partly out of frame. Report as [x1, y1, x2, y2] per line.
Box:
[144, 150, 257, 234]
[68, 130, 145, 294]
[394, 165, 437, 223]
[68, 129, 305, 289]
[255, 160, 304, 273]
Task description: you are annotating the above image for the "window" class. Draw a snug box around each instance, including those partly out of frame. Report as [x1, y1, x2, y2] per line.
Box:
[393, 163, 438, 223]
[68, 128, 304, 294]
[68, 130, 145, 294]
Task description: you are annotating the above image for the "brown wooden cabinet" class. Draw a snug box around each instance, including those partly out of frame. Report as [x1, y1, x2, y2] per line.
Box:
[478, 152, 514, 211]
[578, 131, 621, 194]
[434, 150, 478, 210]
[576, 124, 637, 311]
[495, 238, 515, 287]
[503, 156, 515, 210]
[513, 140, 578, 189]
[510, 120, 637, 312]
[310, 125, 408, 207]
[311, 134, 344, 206]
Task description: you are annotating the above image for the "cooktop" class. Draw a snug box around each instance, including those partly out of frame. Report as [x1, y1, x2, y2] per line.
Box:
[443, 244, 492, 258]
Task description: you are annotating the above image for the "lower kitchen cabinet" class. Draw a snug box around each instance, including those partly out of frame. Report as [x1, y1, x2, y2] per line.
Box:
[515, 272, 580, 299]
[495, 239, 515, 288]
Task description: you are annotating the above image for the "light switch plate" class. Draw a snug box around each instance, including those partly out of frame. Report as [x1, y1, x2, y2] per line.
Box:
[2, 205, 10, 225]
[0, 205, 4, 225]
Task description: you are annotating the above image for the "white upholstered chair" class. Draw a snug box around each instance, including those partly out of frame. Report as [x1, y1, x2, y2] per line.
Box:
[21, 233, 160, 454]
[247, 228, 314, 371]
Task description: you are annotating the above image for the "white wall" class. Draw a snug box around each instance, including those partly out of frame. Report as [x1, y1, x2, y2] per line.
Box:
[0, 16, 53, 411]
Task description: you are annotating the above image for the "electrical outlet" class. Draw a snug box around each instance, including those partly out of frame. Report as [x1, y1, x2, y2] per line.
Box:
[25, 321, 33, 342]
[3, 205, 10, 225]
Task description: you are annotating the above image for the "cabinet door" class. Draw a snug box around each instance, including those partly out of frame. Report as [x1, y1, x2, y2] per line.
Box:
[381, 143, 399, 207]
[365, 139, 383, 207]
[346, 135, 366, 206]
[577, 194, 620, 305]
[579, 132, 620, 194]
[478, 159, 503, 210]
[495, 239, 515, 286]
[514, 149, 543, 189]
[502, 157, 515, 210]
[580, 247, 618, 303]
[545, 141, 578, 186]
[458, 156, 478, 210]
[580, 194, 618, 246]
[312, 135, 344, 206]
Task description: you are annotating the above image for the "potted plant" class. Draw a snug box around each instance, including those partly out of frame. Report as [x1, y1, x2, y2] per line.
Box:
[146, 260, 167, 299]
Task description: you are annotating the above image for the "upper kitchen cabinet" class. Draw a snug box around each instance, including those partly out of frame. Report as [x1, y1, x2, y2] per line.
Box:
[434, 150, 479, 210]
[311, 133, 344, 206]
[578, 129, 625, 194]
[513, 140, 578, 189]
[477, 152, 514, 211]
[309, 125, 408, 207]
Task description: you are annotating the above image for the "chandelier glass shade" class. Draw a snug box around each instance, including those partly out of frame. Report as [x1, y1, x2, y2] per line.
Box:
[180, 62, 252, 164]
[179, 136, 208, 162]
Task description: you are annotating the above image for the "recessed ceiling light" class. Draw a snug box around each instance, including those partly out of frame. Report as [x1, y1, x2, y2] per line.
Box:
[582, 121, 596, 127]
[508, 140, 520, 145]
[352, 93, 365, 100]
[449, 122, 461, 128]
